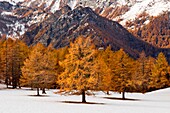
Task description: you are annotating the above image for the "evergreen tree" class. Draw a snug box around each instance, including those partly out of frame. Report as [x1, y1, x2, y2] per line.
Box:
[57, 36, 98, 103]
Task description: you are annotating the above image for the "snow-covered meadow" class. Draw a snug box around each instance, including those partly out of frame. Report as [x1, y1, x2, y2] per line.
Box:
[0, 84, 170, 113]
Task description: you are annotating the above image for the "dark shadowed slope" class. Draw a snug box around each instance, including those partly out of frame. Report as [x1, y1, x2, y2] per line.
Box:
[21, 6, 170, 59]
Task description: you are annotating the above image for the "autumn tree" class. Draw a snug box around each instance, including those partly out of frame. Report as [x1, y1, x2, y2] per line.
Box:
[134, 52, 155, 92]
[56, 47, 68, 61]
[0, 40, 4, 82]
[20, 43, 57, 95]
[55, 47, 69, 88]
[1, 38, 14, 88]
[150, 52, 170, 89]
[93, 54, 112, 93]
[57, 36, 98, 103]
[0, 38, 15, 88]
[112, 49, 135, 99]
[11, 39, 29, 88]
[0, 38, 29, 88]
[96, 46, 115, 94]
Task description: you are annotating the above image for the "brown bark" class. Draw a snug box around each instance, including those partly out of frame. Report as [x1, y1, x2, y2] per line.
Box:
[42, 88, 46, 94]
[37, 87, 40, 96]
[82, 90, 86, 103]
[122, 91, 125, 100]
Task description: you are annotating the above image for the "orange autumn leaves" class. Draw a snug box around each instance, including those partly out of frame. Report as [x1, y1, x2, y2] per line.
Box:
[0, 36, 169, 98]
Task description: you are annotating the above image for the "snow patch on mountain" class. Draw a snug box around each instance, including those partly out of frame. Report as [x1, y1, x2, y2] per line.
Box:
[119, 0, 170, 25]
[67, 0, 78, 10]
[117, 0, 129, 5]
[1, 11, 13, 15]
[27, 13, 47, 25]
[21, 0, 54, 8]
[6, 21, 27, 38]
[0, 0, 25, 5]
[0, 0, 170, 38]
[50, 0, 61, 13]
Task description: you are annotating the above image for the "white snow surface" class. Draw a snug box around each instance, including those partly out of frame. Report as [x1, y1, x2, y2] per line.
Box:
[68, 0, 78, 10]
[120, 0, 170, 25]
[0, 84, 170, 113]
[0, 0, 25, 5]
[50, 0, 61, 13]
[1, 11, 13, 15]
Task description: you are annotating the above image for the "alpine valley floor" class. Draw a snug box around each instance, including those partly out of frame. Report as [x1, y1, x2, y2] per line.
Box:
[0, 84, 169, 113]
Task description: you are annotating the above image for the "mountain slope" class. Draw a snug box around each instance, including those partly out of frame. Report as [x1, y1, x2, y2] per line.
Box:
[131, 12, 170, 48]
[21, 6, 167, 59]
[0, 0, 169, 49]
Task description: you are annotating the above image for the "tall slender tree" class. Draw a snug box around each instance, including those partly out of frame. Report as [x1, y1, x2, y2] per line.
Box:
[112, 49, 135, 99]
[0, 38, 14, 88]
[57, 36, 98, 103]
[134, 52, 155, 92]
[150, 52, 169, 89]
[96, 46, 115, 94]
[94, 54, 112, 93]
[0, 38, 29, 88]
[12, 39, 29, 88]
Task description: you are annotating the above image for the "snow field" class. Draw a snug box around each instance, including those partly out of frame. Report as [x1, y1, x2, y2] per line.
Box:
[120, 0, 170, 25]
[0, 84, 170, 113]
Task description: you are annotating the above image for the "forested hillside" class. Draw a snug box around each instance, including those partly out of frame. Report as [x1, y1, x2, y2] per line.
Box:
[0, 37, 169, 100]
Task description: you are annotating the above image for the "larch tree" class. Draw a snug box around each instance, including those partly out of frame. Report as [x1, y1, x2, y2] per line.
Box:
[20, 43, 57, 95]
[150, 52, 169, 89]
[134, 52, 155, 93]
[56, 47, 68, 61]
[96, 46, 115, 94]
[94, 54, 112, 94]
[57, 36, 98, 103]
[168, 66, 170, 86]
[11, 39, 29, 88]
[112, 49, 135, 99]
[0, 38, 29, 88]
[0, 38, 15, 88]
[55, 47, 69, 88]
[0, 40, 4, 82]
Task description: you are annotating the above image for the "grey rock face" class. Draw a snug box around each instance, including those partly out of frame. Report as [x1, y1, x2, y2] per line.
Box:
[21, 6, 164, 59]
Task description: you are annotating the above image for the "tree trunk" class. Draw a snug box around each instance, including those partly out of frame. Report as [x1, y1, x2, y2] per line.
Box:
[42, 88, 46, 94]
[37, 87, 40, 96]
[82, 90, 86, 103]
[122, 91, 125, 100]
[5, 78, 8, 88]
[12, 77, 17, 89]
[18, 82, 21, 89]
[107, 91, 110, 95]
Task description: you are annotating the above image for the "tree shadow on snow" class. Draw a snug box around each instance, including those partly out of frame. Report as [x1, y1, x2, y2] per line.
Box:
[60, 101, 105, 105]
[104, 97, 141, 101]
[28, 95, 50, 97]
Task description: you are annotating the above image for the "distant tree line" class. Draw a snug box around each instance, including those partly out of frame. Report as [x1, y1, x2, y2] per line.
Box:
[0, 36, 169, 103]
[0, 38, 29, 88]
[128, 12, 170, 48]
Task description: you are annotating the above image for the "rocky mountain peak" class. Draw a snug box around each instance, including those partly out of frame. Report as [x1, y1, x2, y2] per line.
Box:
[21, 6, 168, 60]
[0, 0, 169, 61]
